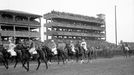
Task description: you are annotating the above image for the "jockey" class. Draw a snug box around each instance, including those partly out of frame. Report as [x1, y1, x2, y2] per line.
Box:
[124, 43, 130, 51]
[50, 40, 57, 55]
[69, 40, 75, 53]
[80, 39, 88, 51]
[7, 38, 17, 56]
[29, 39, 37, 54]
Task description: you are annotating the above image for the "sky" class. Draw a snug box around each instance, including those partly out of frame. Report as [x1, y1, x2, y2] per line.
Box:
[0, 0, 134, 43]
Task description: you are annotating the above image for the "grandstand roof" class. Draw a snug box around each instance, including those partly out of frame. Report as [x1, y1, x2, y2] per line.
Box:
[44, 11, 105, 24]
[0, 9, 42, 18]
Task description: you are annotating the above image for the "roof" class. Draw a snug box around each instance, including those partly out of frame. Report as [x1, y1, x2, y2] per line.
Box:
[0, 9, 42, 18]
[44, 11, 105, 24]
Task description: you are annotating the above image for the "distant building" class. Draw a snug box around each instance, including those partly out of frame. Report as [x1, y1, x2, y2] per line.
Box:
[0, 9, 41, 44]
[44, 11, 106, 42]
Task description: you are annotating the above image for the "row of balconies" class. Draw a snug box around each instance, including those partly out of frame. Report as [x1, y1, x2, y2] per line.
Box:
[45, 22, 105, 31]
[0, 18, 40, 26]
[1, 30, 40, 37]
[47, 30, 105, 38]
[44, 12, 105, 24]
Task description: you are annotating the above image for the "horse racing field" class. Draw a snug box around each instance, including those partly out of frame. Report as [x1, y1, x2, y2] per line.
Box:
[0, 56, 134, 75]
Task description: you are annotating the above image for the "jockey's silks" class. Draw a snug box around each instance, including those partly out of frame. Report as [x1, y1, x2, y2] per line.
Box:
[125, 46, 129, 51]
[50, 42, 57, 54]
[7, 43, 17, 56]
[70, 43, 75, 52]
[29, 47, 37, 54]
[81, 41, 88, 51]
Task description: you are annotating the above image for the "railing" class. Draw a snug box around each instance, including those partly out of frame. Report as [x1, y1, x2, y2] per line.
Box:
[1, 30, 40, 37]
[0, 18, 40, 25]
[45, 22, 105, 31]
[47, 30, 105, 37]
[29, 31, 40, 37]
[1, 30, 14, 36]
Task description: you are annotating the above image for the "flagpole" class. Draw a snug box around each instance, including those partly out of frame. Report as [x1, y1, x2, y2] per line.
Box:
[115, 5, 118, 46]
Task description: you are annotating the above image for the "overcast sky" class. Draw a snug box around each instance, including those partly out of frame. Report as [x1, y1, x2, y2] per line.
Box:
[0, 0, 134, 43]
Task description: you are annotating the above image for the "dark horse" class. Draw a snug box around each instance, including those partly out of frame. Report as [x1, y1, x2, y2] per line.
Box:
[65, 42, 86, 63]
[42, 43, 66, 64]
[0, 44, 23, 69]
[14, 43, 48, 71]
[0, 45, 9, 69]
[120, 43, 132, 58]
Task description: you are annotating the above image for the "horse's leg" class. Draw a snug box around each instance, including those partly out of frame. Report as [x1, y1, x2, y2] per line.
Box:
[88, 51, 93, 63]
[75, 53, 79, 63]
[67, 54, 70, 62]
[61, 54, 65, 64]
[128, 51, 131, 57]
[26, 61, 29, 71]
[14, 58, 18, 68]
[43, 57, 48, 70]
[22, 60, 28, 71]
[2, 60, 7, 69]
[124, 51, 127, 58]
[14, 56, 19, 68]
[4, 58, 9, 69]
[2, 58, 8, 69]
[63, 52, 68, 63]
[36, 58, 41, 70]
[57, 55, 60, 64]
[45, 61, 48, 70]
[48, 55, 52, 64]
[87, 52, 90, 63]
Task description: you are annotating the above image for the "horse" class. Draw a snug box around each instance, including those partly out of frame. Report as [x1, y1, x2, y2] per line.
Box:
[0, 44, 24, 70]
[86, 47, 96, 63]
[14, 43, 48, 71]
[13, 43, 31, 71]
[0, 45, 9, 69]
[42, 43, 67, 64]
[120, 43, 131, 58]
[64, 42, 86, 63]
[64, 43, 76, 61]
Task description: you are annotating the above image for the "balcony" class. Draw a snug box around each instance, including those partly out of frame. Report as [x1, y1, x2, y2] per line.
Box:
[0, 18, 40, 26]
[47, 30, 105, 38]
[44, 12, 105, 24]
[29, 31, 40, 37]
[1, 30, 40, 37]
[45, 22, 105, 31]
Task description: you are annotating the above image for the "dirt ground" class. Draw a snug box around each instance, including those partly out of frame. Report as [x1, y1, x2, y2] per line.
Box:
[0, 56, 134, 75]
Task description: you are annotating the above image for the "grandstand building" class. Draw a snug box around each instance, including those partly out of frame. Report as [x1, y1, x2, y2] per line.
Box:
[44, 11, 106, 42]
[0, 9, 41, 44]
